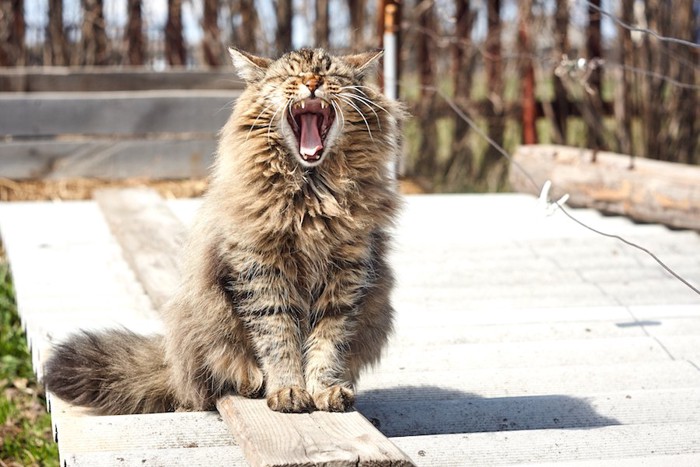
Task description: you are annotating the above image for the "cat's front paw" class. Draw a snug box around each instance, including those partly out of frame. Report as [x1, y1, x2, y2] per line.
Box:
[313, 385, 355, 412]
[267, 386, 314, 413]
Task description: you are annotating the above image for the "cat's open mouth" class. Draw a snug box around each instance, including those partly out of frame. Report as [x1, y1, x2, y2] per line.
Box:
[287, 98, 335, 164]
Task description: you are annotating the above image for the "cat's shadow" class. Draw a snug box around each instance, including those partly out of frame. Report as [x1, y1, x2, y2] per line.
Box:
[355, 386, 620, 437]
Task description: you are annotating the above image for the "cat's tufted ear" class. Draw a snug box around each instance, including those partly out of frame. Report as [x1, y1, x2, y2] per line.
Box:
[341, 50, 384, 79]
[228, 47, 273, 82]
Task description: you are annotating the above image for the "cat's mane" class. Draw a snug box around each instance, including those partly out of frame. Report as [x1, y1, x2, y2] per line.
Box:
[200, 47, 404, 258]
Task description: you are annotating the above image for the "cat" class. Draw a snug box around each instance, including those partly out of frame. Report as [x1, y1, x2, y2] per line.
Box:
[44, 47, 404, 414]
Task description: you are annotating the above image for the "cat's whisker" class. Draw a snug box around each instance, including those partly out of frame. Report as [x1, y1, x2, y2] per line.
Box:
[337, 95, 374, 141]
[339, 92, 383, 131]
[339, 85, 374, 102]
[266, 99, 290, 146]
[330, 99, 346, 133]
[246, 100, 277, 142]
[339, 88, 392, 116]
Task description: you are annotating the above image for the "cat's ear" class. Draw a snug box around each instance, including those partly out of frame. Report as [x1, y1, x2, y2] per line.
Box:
[341, 50, 384, 79]
[228, 47, 272, 82]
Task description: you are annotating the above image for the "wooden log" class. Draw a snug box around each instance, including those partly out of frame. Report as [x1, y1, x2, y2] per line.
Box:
[95, 187, 415, 467]
[510, 145, 700, 231]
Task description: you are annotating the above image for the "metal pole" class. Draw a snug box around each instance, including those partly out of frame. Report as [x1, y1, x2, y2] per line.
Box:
[382, 1, 402, 176]
[383, 2, 399, 101]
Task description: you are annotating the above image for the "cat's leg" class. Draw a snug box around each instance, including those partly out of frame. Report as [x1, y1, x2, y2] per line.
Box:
[232, 262, 313, 413]
[245, 310, 313, 412]
[304, 311, 357, 412]
[305, 255, 374, 412]
[305, 234, 395, 412]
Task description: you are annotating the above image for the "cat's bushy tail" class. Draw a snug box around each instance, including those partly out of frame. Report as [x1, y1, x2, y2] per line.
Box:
[44, 329, 176, 415]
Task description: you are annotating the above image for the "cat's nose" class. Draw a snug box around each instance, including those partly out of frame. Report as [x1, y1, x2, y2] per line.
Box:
[303, 75, 322, 96]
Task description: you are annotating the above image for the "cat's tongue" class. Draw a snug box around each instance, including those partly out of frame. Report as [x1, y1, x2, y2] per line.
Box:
[299, 113, 323, 158]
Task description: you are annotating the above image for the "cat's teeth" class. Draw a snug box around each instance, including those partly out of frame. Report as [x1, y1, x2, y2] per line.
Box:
[321, 101, 327, 109]
[301, 101, 305, 109]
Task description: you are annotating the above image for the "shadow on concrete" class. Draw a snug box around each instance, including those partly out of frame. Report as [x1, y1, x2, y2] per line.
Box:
[356, 386, 620, 437]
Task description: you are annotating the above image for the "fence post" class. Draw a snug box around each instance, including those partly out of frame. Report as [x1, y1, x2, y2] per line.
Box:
[518, 1, 537, 145]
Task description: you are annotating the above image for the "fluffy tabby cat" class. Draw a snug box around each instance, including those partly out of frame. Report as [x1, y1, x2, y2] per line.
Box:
[44, 47, 403, 414]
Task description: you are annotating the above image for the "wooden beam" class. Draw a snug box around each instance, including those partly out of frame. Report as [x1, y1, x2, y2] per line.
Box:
[1, 137, 216, 179]
[510, 145, 700, 231]
[0, 68, 244, 93]
[95, 187, 415, 467]
[0, 90, 239, 137]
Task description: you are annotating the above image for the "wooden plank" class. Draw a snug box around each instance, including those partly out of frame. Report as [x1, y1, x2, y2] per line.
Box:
[0, 138, 216, 179]
[47, 397, 246, 467]
[390, 423, 700, 466]
[0, 67, 245, 93]
[510, 144, 700, 231]
[217, 396, 413, 467]
[357, 388, 700, 437]
[0, 90, 239, 136]
[94, 188, 186, 309]
[378, 336, 674, 371]
[505, 454, 700, 467]
[54, 410, 238, 453]
[95, 188, 415, 467]
[65, 447, 247, 467]
[358, 361, 700, 399]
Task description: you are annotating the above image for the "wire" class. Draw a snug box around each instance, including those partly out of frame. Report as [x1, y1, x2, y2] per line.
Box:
[558, 207, 700, 295]
[410, 83, 700, 298]
[605, 61, 700, 91]
[423, 85, 542, 193]
[582, 0, 700, 49]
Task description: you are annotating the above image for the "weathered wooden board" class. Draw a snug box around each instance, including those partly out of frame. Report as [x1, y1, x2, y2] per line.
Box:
[0, 138, 216, 179]
[94, 188, 187, 309]
[48, 396, 245, 467]
[357, 388, 700, 437]
[0, 90, 238, 136]
[217, 396, 413, 467]
[356, 361, 700, 400]
[0, 67, 244, 93]
[510, 144, 700, 230]
[391, 423, 700, 466]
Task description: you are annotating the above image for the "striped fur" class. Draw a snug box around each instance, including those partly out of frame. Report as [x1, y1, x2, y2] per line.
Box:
[44, 48, 403, 414]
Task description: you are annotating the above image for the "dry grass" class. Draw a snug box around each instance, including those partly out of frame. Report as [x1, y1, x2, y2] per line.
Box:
[0, 177, 428, 202]
[0, 178, 209, 202]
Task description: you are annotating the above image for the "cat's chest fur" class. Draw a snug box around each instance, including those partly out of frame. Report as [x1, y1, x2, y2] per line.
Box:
[213, 170, 381, 311]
